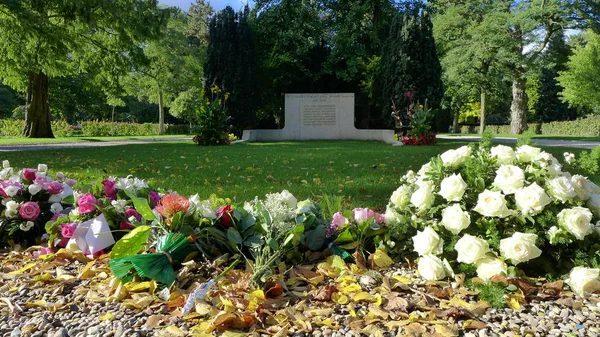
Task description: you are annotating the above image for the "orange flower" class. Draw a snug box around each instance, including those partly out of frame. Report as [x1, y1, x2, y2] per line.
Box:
[156, 193, 190, 218]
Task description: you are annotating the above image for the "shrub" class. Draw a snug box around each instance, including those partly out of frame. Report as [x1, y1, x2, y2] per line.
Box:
[460, 115, 600, 136]
[193, 87, 231, 146]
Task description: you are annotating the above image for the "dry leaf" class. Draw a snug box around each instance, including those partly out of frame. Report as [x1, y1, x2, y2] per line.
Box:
[463, 319, 487, 329]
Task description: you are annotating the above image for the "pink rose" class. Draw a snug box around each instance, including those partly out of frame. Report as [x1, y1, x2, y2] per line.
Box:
[374, 212, 386, 225]
[23, 168, 37, 181]
[149, 191, 160, 206]
[353, 208, 376, 222]
[326, 212, 349, 238]
[47, 181, 64, 195]
[40, 247, 53, 255]
[65, 179, 77, 187]
[77, 193, 98, 214]
[19, 201, 41, 221]
[60, 223, 77, 239]
[102, 180, 117, 199]
[125, 208, 142, 222]
[34, 176, 47, 185]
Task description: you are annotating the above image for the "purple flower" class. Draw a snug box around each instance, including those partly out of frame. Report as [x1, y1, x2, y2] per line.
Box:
[102, 180, 117, 199]
[326, 212, 349, 238]
[65, 179, 77, 187]
[47, 181, 64, 195]
[149, 191, 160, 206]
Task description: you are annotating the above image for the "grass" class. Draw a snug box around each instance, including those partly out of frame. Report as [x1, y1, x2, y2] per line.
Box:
[0, 134, 189, 145]
[1, 139, 597, 210]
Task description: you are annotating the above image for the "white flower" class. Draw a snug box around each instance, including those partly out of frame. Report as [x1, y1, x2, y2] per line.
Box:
[417, 255, 448, 281]
[384, 206, 404, 226]
[440, 204, 470, 235]
[516, 145, 542, 163]
[28, 184, 42, 196]
[514, 183, 551, 215]
[50, 203, 63, 214]
[2, 160, 9, 169]
[403, 170, 418, 183]
[37, 164, 48, 173]
[19, 221, 34, 232]
[473, 190, 513, 218]
[587, 194, 600, 217]
[439, 173, 468, 202]
[546, 226, 562, 244]
[565, 266, 600, 297]
[412, 227, 444, 256]
[546, 176, 576, 203]
[571, 175, 592, 201]
[417, 163, 432, 178]
[563, 152, 575, 164]
[5, 200, 19, 218]
[490, 145, 515, 165]
[534, 152, 561, 174]
[296, 199, 313, 214]
[189, 194, 217, 219]
[280, 190, 297, 209]
[440, 146, 472, 168]
[390, 185, 412, 208]
[4, 184, 19, 198]
[0, 168, 13, 180]
[111, 199, 128, 214]
[476, 257, 508, 282]
[73, 190, 83, 203]
[410, 183, 435, 211]
[499, 232, 542, 264]
[558, 207, 594, 240]
[455, 234, 490, 264]
[493, 165, 525, 194]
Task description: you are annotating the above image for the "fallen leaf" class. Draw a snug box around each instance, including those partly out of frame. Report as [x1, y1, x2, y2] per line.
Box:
[312, 285, 336, 301]
[463, 319, 487, 329]
[368, 249, 393, 269]
[158, 326, 185, 337]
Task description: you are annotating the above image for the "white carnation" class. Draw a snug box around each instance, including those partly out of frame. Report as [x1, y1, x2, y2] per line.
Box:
[493, 165, 525, 195]
[546, 176, 577, 203]
[417, 255, 448, 281]
[412, 227, 444, 256]
[473, 190, 513, 218]
[558, 207, 593, 240]
[514, 183, 551, 215]
[566, 266, 600, 297]
[438, 173, 467, 202]
[440, 204, 470, 235]
[499, 232, 542, 264]
[490, 145, 515, 165]
[455, 234, 490, 264]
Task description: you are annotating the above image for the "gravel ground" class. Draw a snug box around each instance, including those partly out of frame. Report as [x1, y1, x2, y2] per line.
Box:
[2, 255, 600, 337]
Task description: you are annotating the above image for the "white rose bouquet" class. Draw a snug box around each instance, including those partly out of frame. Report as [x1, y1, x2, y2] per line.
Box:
[384, 143, 600, 294]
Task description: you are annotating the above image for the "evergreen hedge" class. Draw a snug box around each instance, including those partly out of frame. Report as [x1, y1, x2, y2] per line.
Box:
[0, 120, 189, 137]
[460, 115, 600, 136]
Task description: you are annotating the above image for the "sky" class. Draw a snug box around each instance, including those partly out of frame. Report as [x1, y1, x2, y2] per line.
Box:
[159, 0, 249, 12]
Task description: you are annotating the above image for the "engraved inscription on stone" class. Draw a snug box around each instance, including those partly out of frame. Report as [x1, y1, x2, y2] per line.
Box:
[301, 104, 336, 126]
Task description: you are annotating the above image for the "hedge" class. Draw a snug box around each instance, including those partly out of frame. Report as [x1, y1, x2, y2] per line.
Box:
[459, 115, 600, 136]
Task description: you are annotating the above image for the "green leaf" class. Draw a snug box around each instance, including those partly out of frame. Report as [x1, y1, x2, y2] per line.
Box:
[61, 195, 74, 205]
[240, 214, 256, 232]
[334, 228, 354, 244]
[123, 189, 156, 222]
[243, 235, 262, 248]
[111, 225, 152, 259]
[295, 214, 307, 224]
[306, 226, 326, 251]
[331, 245, 352, 260]
[267, 238, 279, 250]
[227, 227, 243, 245]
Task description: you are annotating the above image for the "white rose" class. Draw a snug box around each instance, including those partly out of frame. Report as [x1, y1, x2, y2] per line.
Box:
[571, 175, 592, 201]
[473, 190, 513, 218]
[50, 203, 64, 214]
[28, 184, 42, 196]
[566, 266, 600, 297]
[440, 203, 470, 235]
[455, 234, 490, 264]
[111, 199, 128, 214]
[390, 185, 412, 208]
[2, 160, 9, 169]
[189, 195, 217, 219]
[558, 207, 593, 240]
[296, 199, 312, 214]
[499, 232, 542, 264]
[546, 176, 577, 203]
[280, 190, 297, 209]
[440, 146, 472, 168]
[417, 163, 431, 178]
[37, 164, 48, 173]
[493, 165, 524, 195]
[546, 226, 562, 244]
[5, 200, 19, 218]
[516, 145, 542, 163]
[403, 170, 417, 183]
[3, 185, 19, 198]
[417, 255, 448, 281]
[384, 206, 404, 226]
[476, 257, 508, 282]
[0, 168, 13, 180]
[564, 152, 575, 164]
[439, 173, 467, 202]
[490, 145, 516, 165]
[412, 227, 444, 256]
[410, 183, 435, 211]
[19, 221, 35, 232]
[587, 194, 600, 217]
[514, 183, 551, 215]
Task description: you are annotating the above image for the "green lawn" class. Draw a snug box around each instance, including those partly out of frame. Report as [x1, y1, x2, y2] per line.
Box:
[0, 134, 189, 145]
[1, 140, 595, 211]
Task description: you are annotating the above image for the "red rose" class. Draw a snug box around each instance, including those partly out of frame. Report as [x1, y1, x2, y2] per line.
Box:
[216, 205, 234, 228]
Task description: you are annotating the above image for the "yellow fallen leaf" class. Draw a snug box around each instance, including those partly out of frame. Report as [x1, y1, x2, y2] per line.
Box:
[340, 283, 362, 293]
[219, 296, 236, 313]
[314, 318, 338, 328]
[78, 260, 96, 279]
[371, 249, 393, 269]
[506, 297, 521, 310]
[8, 263, 36, 275]
[99, 312, 115, 321]
[158, 326, 185, 337]
[124, 281, 156, 294]
[332, 293, 349, 305]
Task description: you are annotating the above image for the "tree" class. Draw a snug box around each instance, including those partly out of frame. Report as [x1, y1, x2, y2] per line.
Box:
[558, 31, 600, 111]
[380, 5, 444, 128]
[204, 5, 258, 133]
[125, 9, 202, 134]
[0, 0, 169, 137]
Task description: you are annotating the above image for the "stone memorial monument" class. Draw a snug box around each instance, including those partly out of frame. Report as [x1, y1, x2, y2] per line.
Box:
[242, 93, 394, 143]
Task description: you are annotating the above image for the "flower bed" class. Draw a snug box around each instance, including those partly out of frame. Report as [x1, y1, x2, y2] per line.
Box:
[401, 132, 436, 145]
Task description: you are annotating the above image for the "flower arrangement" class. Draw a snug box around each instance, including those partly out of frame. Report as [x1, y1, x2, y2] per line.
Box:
[384, 143, 600, 296]
[0, 161, 75, 247]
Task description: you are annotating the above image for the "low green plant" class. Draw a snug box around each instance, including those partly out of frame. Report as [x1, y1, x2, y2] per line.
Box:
[408, 101, 435, 138]
[471, 281, 507, 309]
[193, 86, 231, 146]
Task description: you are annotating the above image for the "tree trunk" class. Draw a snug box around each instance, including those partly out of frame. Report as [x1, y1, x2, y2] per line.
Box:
[510, 75, 528, 135]
[23, 71, 54, 138]
[452, 109, 460, 133]
[111, 105, 116, 136]
[479, 89, 486, 134]
[157, 87, 165, 135]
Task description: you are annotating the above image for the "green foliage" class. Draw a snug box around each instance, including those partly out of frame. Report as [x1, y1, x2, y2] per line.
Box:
[408, 102, 436, 137]
[558, 31, 600, 111]
[516, 129, 536, 146]
[192, 87, 231, 146]
[472, 282, 507, 309]
[479, 129, 494, 151]
[111, 225, 152, 259]
[573, 146, 600, 177]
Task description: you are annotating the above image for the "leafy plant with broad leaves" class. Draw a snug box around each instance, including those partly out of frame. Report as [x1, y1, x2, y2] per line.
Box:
[193, 86, 231, 146]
